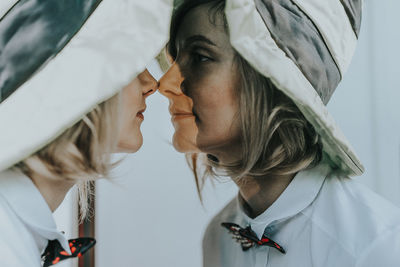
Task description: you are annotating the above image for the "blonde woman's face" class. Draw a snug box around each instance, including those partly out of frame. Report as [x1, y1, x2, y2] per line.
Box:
[116, 69, 157, 153]
[159, 63, 199, 153]
[173, 4, 241, 162]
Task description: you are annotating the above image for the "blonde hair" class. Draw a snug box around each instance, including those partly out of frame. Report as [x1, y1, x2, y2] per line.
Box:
[188, 55, 322, 199]
[15, 93, 121, 221]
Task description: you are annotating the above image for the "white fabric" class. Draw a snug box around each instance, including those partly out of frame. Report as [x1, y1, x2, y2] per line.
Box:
[225, 0, 364, 176]
[203, 162, 400, 267]
[0, 0, 17, 19]
[0, 170, 70, 267]
[0, 0, 173, 172]
[290, 0, 358, 74]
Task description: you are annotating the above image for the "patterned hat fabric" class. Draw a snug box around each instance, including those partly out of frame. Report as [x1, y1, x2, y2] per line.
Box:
[0, 0, 173, 171]
[225, 0, 364, 176]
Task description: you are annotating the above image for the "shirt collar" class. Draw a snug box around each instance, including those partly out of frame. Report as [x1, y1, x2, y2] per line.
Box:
[238, 161, 332, 239]
[0, 169, 71, 253]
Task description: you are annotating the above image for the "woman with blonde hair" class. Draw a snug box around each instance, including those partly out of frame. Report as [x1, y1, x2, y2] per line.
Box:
[0, 0, 172, 266]
[160, 0, 400, 266]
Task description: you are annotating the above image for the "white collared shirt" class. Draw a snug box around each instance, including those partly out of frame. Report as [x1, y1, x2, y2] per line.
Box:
[203, 163, 400, 267]
[0, 170, 71, 267]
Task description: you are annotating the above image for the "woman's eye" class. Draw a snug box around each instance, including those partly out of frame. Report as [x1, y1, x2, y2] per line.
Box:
[193, 52, 211, 63]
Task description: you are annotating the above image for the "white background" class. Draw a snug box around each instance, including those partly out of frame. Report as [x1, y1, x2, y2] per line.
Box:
[54, 1, 400, 266]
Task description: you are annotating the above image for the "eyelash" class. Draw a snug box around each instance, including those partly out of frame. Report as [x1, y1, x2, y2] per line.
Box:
[192, 51, 212, 63]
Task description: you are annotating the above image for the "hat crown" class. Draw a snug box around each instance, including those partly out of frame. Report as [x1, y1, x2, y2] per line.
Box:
[255, 0, 362, 104]
[224, 0, 364, 175]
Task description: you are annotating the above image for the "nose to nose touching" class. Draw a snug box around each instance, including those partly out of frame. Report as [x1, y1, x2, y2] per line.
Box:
[141, 69, 158, 96]
[159, 63, 184, 95]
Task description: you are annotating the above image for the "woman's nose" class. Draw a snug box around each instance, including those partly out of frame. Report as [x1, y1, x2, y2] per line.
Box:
[158, 63, 184, 96]
[138, 69, 158, 97]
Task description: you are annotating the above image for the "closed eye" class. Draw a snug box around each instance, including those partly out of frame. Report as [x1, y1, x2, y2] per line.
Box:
[192, 52, 212, 63]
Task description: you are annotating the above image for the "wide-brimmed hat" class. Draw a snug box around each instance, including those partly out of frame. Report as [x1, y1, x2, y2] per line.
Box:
[0, 0, 173, 172]
[224, 0, 364, 176]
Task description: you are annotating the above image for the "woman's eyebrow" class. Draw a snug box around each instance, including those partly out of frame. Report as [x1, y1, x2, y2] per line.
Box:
[184, 35, 217, 48]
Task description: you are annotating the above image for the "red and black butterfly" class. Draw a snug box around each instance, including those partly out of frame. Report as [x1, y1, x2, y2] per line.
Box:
[42, 237, 96, 266]
[221, 222, 285, 254]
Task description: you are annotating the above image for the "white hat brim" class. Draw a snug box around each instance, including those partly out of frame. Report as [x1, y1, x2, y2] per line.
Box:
[0, 0, 173, 171]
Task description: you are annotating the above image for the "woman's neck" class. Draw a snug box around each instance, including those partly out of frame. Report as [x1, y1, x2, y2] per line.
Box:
[29, 173, 75, 212]
[235, 173, 296, 218]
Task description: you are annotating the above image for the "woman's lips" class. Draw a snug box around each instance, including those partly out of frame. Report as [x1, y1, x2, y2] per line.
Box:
[136, 107, 146, 120]
[136, 113, 144, 120]
[170, 108, 194, 121]
[171, 114, 194, 121]
[171, 112, 194, 120]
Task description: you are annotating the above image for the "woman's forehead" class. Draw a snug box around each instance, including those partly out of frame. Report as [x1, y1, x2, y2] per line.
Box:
[176, 4, 227, 48]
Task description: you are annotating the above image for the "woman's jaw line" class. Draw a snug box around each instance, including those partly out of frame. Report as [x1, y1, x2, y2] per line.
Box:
[197, 139, 242, 164]
[172, 133, 199, 153]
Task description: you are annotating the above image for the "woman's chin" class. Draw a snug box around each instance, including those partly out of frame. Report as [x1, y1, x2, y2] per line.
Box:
[172, 132, 198, 153]
[114, 144, 141, 153]
[115, 135, 143, 153]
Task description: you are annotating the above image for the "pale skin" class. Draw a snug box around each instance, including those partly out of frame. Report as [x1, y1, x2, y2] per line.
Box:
[116, 69, 158, 153]
[30, 171, 75, 212]
[30, 69, 158, 212]
[172, 3, 295, 218]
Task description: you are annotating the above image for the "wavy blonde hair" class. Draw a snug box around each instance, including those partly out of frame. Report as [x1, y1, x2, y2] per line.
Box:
[188, 55, 322, 199]
[15, 93, 121, 221]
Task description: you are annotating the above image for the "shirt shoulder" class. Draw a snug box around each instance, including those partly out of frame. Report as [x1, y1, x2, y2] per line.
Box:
[203, 198, 240, 267]
[355, 225, 400, 267]
[203, 197, 238, 241]
[0, 194, 42, 266]
[305, 173, 400, 259]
